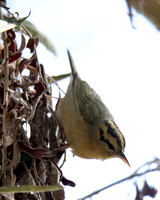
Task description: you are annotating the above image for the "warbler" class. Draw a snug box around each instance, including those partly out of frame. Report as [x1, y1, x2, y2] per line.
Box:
[56, 50, 129, 166]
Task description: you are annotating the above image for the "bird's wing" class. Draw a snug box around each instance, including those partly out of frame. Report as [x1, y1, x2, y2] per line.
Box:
[67, 49, 113, 124]
[73, 78, 113, 124]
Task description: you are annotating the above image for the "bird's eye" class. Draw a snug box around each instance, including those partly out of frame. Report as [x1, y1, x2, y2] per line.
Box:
[99, 128, 115, 151]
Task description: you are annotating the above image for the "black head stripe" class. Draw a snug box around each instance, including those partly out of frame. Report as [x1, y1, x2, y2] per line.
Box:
[104, 119, 123, 150]
[99, 128, 115, 151]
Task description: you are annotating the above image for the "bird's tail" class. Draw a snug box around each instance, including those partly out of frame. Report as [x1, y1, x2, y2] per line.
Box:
[67, 49, 78, 78]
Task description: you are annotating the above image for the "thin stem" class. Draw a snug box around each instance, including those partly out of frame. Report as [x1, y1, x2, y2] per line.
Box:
[0, 5, 9, 179]
[79, 159, 160, 200]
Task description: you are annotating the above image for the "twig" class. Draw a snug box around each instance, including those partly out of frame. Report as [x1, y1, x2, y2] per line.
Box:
[1, 7, 9, 179]
[79, 158, 160, 200]
[20, 23, 32, 38]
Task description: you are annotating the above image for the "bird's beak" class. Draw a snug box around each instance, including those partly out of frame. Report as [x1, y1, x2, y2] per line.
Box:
[117, 152, 130, 167]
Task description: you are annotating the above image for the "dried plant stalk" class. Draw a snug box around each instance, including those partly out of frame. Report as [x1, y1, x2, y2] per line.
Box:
[0, 4, 69, 200]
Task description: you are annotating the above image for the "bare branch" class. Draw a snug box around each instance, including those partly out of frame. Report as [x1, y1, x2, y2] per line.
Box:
[1, 7, 9, 179]
[79, 158, 160, 200]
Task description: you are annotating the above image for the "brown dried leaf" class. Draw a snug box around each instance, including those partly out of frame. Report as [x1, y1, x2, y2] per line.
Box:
[29, 53, 39, 70]
[23, 170, 36, 186]
[61, 176, 76, 187]
[27, 38, 35, 53]
[9, 52, 22, 63]
[4, 112, 19, 147]
[18, 171, 30, 185]
[34, 37, 39, 47]
[7, 29, 16, 42]
[52, 189, 65, 200]
[27, 65, 38, 80]
[8, 40, 16, 53]
[19, 53, 36, 73]
[17, 141, 55, 159]
[142, 181, 157, 198]
[46, 161, 61, 185]
[48, 114, 58, 151]
[33, 81, 45, 99]
[135, 181, 157, 200]
[19, 58, 31, 73]
[29, 95, 49, 148]
[8, 34, 25, 64]
[7, 96, 24, 112]
[18, 34, 26, 52]
[45, 94, 52, 107]
[27, 37, 39, 53]
[37, 160, 47, 183]
[7, 97, 16, 112]
[12, 143, 21, 170]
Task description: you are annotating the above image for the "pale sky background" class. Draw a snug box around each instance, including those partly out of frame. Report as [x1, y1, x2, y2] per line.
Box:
[7, 0, 160, 200]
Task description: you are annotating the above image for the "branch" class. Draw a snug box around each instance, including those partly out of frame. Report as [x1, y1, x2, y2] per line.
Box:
[79, 158, 160, 200]
[0, 6, 9, 179]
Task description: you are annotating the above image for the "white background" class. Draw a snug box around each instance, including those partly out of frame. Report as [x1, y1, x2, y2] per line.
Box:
[7, 0, 160, 199]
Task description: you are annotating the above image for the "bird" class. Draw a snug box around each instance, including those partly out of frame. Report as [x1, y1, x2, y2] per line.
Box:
[56, 50, 130, 166]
